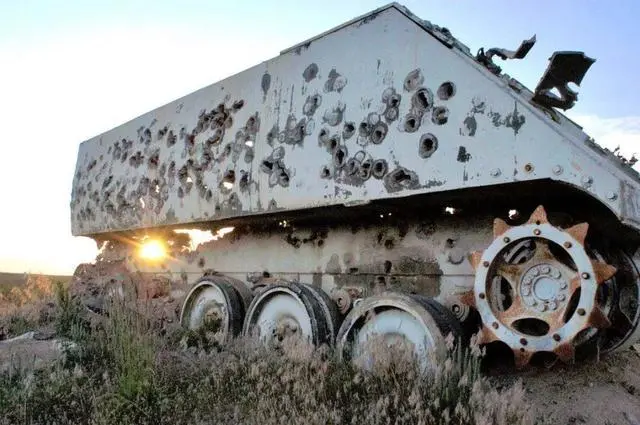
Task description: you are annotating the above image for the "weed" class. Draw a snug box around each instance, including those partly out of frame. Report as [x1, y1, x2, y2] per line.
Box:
[0, 293, 532, 425]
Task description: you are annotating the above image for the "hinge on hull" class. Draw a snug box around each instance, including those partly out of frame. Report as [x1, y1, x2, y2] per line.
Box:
[476, 35, 536, 75]
[532, 51, 596, 111]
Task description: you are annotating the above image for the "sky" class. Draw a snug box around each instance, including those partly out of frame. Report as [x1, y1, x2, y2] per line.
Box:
[1, 0, 639, 275]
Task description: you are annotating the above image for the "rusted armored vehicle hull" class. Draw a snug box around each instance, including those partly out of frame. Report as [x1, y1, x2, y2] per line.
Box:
[70, 3, 640, 368]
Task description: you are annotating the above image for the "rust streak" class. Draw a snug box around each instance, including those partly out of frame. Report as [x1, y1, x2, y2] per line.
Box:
[565, 222, 589, 245]
[554, 341, 576, 363]
[591, 260, 617, 284]
[493, 218, 512, 238]
[527, 205, 549, 225]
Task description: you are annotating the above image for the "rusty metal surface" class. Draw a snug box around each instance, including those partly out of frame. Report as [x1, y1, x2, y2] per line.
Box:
[70, 3, 640, 238]
[466, 206, 617, 367]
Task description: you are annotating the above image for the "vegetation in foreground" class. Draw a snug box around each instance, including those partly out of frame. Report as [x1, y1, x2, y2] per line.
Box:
[0, 278, 532, 425]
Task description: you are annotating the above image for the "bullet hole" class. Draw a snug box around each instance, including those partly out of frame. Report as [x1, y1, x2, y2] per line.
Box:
[346, 158, 359, 176]
[148, 151, 160, 168]
[245, 114, 260, 134]
[220, 170, 235, 189]
[322, 103, 346, 127]
[261, 73, 271, 97]
[157, 126, 168, 140]
[384, 239, 394, 249]
[280, 115, 308, 145]
[232, 100, 245, 112]
[303, 94, 322, 116]
[244, 148, 254, 163]
[437, 82, 456, 100]
[201, 150, 213, 166]
[372, 159, 388, 179]
[327, 135, 340, 152]
[227, 192, 242, 210]
[445, 238, 456, 248]
[370, 122, 388, 144]
[384, 107, 399, 122]
[317, 239, 325, 248]
[178, 165, 189, 183]
[457, 146, 471, 162]
[261, 159, 274, 173]
[205, 189, 213, 201]
[419, 133, 438, 158]
[142, 128, 152, 144]
[384, 260, 393, 273]
[384, 167, 420, 192]
[129, 151, 144, 167]
[432, 107, 449, 125]
[86, 159, 97, 172]
[359, 158, 373, 180]
[412, 88, 433, 111]
[403, 69, 424, 92]
[239, 171, 249, 190]
[343, 122, 356, 139]
[166, 130, 176, 147]
[223, 144, 232, 157]
[186, 133, 195, 149]
[403, 114, 420, 133]
[261, 147, 290, 187]
[324, 68, 347, 93]
[461, 116, 477, 136]
[333, 146, 348, 168]
[318, 128, 329, 144]
[278, 169, 290, 187]
[359, 121, 371, 137]
[102, 175, 113, 188]
[303, 63, 319, 82]
[224, 115, 233, 129]
[320, 165, 331, 179]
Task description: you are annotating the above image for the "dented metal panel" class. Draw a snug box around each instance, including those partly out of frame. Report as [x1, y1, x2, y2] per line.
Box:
[70, 3, 640, 237]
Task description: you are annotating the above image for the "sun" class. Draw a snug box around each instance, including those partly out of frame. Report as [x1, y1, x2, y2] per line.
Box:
[139, 240, 166, 260]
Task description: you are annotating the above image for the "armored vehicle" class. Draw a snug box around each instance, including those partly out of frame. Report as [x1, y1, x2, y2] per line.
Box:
[71, 3, 640, 368]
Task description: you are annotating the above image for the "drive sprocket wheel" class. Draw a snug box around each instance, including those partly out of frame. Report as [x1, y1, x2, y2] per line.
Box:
[462, 205, 617, 368]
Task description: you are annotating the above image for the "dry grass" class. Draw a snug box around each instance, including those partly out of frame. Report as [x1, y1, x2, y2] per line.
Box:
[0, 285, 533, 425]
[0, 274, 65, 339]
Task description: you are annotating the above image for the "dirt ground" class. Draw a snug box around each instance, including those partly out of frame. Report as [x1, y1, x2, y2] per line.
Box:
[491, 348, 640, 425]
[2, 331, 639, 425]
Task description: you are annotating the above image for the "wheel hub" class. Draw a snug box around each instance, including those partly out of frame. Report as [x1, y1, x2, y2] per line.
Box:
[270, 316, 301, 349]
[520, 263, 568, 310]
[462, 206, 617, 368]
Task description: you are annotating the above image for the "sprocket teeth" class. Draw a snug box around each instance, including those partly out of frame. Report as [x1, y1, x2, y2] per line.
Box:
[587, 306, 612, 329]
[527, 205, 549, 225]
[513, 349, 534, 369]
[493, 218, 512, 239]
[554, 342, 576, 363]
[591, 260, 617, 284]
[477, 325, 499, 345]
[565, 222, 589, 245]
[468, 251, 484, 271]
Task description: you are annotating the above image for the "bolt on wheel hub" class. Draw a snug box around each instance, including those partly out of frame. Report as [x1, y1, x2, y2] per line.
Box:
[520, 263, 568, 310]
[461, 205, 617, 368]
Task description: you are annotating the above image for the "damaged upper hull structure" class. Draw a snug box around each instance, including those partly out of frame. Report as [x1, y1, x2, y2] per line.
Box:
[70, 3, 640, 369]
